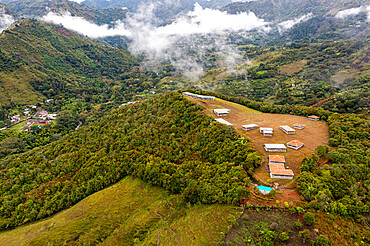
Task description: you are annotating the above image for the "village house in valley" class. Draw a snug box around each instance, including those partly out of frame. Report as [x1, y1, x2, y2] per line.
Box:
[213, 109, 231, 116]
[24, 119, 52, 132]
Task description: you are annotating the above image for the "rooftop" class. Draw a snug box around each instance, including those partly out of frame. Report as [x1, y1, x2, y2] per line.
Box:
[308, 115, 320, 119]
[214, 109, 231, 114]
[286, 140, 304, 147]
[269, 155, 285, 163]
[242, 124, 259, 128]
[264, 144, 286, 149]
[280, 125, 295, 131]
[215, 118, 233, 126]
[269, 163, 294, 176]
[293, 123, 305, 127]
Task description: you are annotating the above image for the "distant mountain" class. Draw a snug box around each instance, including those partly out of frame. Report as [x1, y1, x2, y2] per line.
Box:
[0, 18, 154, 105]
[2, 0, 128, 25]
[222, 0, 369, 21]
[220, 0, 370, 45]
[81, 0, 233, 10]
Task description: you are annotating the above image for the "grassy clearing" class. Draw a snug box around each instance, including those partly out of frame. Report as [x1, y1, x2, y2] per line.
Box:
[5, 120, 27, 133]
[215, 98, 261, 114]
[0, 177, 241, 246]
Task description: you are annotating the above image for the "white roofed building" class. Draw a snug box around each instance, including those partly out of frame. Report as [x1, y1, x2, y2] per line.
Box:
[242, 124, 259, 131]
[213, 109, 231, 116]
[260, 127, 273, 136]
[264, 144, 287, 152]
[280, 125, 295, 134]
[182, 92, 215, 100]
[215, 118, 233, 126]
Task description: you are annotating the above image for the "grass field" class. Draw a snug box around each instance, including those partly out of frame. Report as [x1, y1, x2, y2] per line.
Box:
[0, 177, 242, 246]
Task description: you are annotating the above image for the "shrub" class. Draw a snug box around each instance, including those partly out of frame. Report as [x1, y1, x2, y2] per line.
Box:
[299, 229, 311, 243]
[304, 212, 315, 226]
[284, 202, 290, 208]
[294, 219, 303, 229]
[279, 232, 290, 241]
[315, 235, 330, 246]
[297, 206, 304, 214]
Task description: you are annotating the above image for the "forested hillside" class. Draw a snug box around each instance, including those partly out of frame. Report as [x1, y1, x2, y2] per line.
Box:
[203, 40, 369, 114]
[0, 92, 260, 230]
[0, 18, 156, 105]
[5, 0, 128, 24]
[222, 0, 369, 21]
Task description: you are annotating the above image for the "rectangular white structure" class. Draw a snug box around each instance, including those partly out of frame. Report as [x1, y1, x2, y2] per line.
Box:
[182, 92, 215, 100]
[260, 127, 273, 133]
[280, 125, 295, 134]
[242, 124, 259, 131]
[260, 127, 273, 136]
[264, 144, 287, 152]
[213, 109, 231, 116]
[263, 130, 273, 137]
[215, 118, 233, 126]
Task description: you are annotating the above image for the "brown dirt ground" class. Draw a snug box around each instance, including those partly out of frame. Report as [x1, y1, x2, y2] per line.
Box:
[187, 97, 329, 190]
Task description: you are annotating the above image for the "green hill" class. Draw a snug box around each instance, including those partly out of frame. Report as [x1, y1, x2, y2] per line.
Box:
[0, 176, 241, 245]
[0, 18, 153, 105]
[0, 92, 259, 230]
[222, 0, 369, 22]
[6, 0, 128, 25]
[201, 39, 369, 113]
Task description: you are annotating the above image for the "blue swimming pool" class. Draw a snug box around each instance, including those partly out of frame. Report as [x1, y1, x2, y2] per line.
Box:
[257, 185, 272, 191]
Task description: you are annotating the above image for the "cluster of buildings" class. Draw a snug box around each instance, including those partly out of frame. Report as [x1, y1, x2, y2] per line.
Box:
[181, 92, 322, 181]
[23, 111, 57, 131]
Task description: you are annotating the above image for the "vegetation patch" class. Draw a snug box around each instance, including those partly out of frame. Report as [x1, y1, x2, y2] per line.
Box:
[0, 176, 241, 245]
[0, 92, 259, 230]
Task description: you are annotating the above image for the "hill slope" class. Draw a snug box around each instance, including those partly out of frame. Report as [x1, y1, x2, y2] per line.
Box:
[0, 92, 259, 230]
[0, 18, 151, 105]
[0, 176, 241, 245]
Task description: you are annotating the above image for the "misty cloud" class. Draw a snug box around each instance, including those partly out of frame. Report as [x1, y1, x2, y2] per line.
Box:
[40, 2, 269, 78]
[335, 5, 370, 22]
[68, 0, 85, 3]
[277, 13, 313, 32]
[0, 8, 14, 33]
[41, 12, 131, 38]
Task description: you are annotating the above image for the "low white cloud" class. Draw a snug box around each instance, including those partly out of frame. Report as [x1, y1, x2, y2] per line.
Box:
[277, 13, 313, 32]
[68, 0, 85, 3]
[335, 5, 370, 22]
[40, 2, 269, 78]
[0, 8, 14, 33]
[41, 12, 132, 38]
